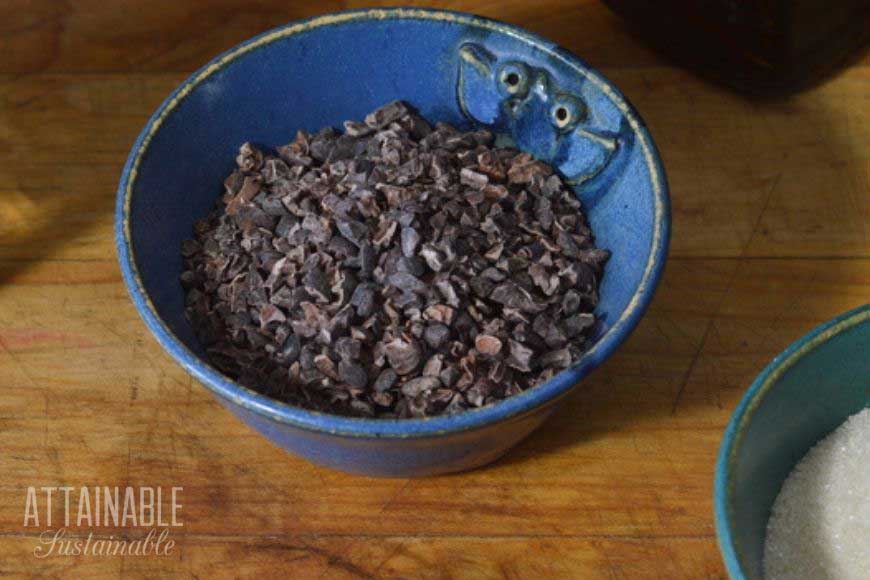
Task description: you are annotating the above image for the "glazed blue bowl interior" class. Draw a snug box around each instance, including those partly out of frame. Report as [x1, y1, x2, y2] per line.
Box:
[116, 8, 668, 472]
[715, 305, 870, 579]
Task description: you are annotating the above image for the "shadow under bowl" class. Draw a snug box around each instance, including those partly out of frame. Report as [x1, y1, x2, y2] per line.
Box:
[115, 8, 669, 477]
[715, 304, 870, 578]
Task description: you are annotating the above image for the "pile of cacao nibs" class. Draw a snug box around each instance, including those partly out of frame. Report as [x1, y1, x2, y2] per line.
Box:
[181, 101, 609, 418]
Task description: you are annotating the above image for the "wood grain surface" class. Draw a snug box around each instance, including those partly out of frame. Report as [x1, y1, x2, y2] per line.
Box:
[0, 1, 868, 578]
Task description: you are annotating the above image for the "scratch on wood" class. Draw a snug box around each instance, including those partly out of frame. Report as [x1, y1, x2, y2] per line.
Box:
[670, 317, 714, 416]
[378, 480, 412, 516]
[294, 541, 378, 580]
[742, 172, 782, 255]
[670, 261, 742, 415]
[0, 334, 41, 388]
[370, 541, 406, 578]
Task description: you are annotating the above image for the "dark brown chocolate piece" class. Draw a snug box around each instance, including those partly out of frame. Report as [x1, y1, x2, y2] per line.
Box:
[181, 101, 608, 418]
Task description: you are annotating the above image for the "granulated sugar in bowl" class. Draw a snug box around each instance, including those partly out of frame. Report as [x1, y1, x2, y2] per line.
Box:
[763, 407, 870, 580]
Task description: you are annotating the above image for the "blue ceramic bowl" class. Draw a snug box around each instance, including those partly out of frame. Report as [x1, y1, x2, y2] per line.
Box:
[115, 8, 669, 477]
[715, 304, 870, 578]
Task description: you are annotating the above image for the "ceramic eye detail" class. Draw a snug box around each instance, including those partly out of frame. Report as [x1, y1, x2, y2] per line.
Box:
[497, 62, 530, 97]
[550, 95, 586, 131]
[456, 41, 622, 187]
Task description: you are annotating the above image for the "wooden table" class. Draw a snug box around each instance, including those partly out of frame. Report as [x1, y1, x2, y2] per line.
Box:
[0, 1, 867, 577]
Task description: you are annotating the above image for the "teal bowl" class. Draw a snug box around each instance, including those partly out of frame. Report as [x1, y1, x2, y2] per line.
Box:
[715, 304, 870, 578]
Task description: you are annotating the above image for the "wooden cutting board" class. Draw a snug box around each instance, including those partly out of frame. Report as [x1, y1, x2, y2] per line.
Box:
[0, 1, 867, 577]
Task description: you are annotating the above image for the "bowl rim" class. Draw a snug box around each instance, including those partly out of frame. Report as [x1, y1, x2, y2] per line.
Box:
[714, 303, 870, 579]
[115, 6, 671, 439]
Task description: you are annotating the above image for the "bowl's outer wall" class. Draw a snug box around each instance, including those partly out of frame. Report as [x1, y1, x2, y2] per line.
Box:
[724, 313, 870, 578]
[217, 391, 557, 476]
[123, 12, 666, 475]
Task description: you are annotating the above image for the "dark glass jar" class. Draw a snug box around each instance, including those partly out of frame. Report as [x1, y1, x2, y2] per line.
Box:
[603, 0, 869, 95]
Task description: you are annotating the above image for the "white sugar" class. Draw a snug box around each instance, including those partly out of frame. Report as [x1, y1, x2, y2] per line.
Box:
[764, 407, 870, 580]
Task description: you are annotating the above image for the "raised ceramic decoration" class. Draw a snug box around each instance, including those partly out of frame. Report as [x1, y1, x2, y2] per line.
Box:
[116, 8, 670, 477]
[458, 42, 631, 198]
